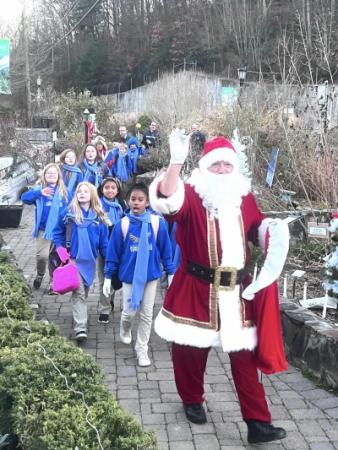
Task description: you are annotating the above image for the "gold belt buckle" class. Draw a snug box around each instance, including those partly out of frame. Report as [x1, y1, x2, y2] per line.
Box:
[213, 266, 237, 292]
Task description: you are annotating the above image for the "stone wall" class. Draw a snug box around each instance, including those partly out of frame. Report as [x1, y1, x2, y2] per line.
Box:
[281, 301, 338, 390]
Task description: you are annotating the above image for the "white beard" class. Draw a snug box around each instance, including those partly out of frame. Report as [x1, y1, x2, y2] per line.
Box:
[188, 168, 251, 219]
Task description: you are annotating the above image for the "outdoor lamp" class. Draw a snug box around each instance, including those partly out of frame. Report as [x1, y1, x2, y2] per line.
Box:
[36, 76, 42, 104]
[52, 131, 57, 163]
[83, 108, 90, 119]
[238, 65, 247, 87]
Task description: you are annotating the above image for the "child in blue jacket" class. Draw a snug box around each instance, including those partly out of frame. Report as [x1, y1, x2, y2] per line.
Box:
[103, 182, 175, 367]
[79, 144, 110, 187]
[109, 143, 132, 182]
[97, 177, 126, 324]
[21, 163, 68, 293]
[53, 181, 109, 342]
[58, 148, 83, 200]
[127, 137, 140, 175]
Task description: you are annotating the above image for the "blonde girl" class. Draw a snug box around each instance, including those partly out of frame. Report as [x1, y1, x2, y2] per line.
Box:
[52, 182, 109, 342]
[21, 163, 68, 292]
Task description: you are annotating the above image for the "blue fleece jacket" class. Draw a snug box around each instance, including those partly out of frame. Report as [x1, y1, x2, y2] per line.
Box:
[52, 207, 108, 260]
[100, 197, 126, 237]
[127, 138, 141, 174]
[79, 161, 111, 185]
[61, 166, 83, 200]
[21, 186, 67, 236]
[109, 147, 133, 179]
[104, 214, 175, 282]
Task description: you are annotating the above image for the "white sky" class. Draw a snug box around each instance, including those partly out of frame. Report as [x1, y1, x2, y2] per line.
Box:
[0, 0, 25, 25]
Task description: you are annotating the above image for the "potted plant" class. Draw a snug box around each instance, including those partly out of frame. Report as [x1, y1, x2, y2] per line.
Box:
[0, 195, 24, 229]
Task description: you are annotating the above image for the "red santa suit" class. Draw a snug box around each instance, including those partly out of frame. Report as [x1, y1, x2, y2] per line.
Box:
[156, 184, 262, 350]
[149, 136, 289, 423]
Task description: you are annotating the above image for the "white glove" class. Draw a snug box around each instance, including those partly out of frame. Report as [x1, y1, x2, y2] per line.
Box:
[168, 274, 174, 287]
[103, 278, 111, 298]
[169, 128, 191, 164]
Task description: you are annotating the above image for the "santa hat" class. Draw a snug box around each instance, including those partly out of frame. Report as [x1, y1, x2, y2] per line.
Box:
[199, 136, 238, 171]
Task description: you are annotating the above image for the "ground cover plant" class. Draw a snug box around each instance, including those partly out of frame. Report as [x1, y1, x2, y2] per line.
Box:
[0, 252, 157, 450]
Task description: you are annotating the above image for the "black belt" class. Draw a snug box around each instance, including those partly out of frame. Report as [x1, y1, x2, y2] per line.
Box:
[187, 261, 247, 291]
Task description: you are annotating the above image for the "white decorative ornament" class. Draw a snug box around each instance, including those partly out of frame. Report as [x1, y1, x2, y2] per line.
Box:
[231, 128, 251, 178]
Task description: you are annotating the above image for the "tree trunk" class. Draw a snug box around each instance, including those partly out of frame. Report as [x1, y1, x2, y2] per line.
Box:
[23, 0, 32, 127]
[306, 0, 312, 51]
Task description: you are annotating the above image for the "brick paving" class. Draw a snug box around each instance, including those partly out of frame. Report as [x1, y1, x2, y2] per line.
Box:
[1, 205, 338, 450]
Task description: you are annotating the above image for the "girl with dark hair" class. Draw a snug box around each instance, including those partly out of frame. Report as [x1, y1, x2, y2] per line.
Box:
[103, 182, 174, 366]
[79, 144, 110, 187]
[97, 177, 126, 323]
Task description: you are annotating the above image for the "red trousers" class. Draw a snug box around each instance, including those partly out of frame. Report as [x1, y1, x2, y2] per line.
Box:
[172, 343, 271, 423]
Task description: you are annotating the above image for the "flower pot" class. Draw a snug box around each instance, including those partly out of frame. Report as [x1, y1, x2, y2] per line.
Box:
[0, 204, 24, 228]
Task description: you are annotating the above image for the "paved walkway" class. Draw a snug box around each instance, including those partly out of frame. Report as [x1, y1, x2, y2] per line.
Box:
[1, 206, 338, 450]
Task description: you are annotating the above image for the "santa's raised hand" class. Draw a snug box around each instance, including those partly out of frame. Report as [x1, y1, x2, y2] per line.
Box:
[169, 129, 191, 165]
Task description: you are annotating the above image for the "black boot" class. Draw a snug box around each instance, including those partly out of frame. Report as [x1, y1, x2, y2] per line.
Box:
[183, 403, 207, 424]
[247, 420, 287, 444]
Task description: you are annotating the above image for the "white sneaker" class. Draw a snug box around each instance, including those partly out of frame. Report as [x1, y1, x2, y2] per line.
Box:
[120, 322, 132, 344]
[75, 330, 87, 342]
[138, 353, 151, 367]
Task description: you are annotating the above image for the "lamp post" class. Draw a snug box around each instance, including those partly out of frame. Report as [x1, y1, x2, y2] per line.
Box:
[237, 65, 247, 87]
[36, 75, 42, 102]
[237, 65, 247, 107]
[83, 108, 90, 144]
[52, 131, 57, 163]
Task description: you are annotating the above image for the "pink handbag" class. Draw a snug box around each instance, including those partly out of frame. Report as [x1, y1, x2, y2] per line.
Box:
[52, 261, 80, 294]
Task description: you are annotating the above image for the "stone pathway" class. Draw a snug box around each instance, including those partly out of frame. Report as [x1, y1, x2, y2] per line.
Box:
[1, 206, 338, 450]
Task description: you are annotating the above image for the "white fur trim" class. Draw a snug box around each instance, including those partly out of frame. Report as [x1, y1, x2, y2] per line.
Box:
[242, 218, 289, 300]
[216, 212, 256, 351]
[149, 173, 185, 215]
[218, 206, 244, 268]
[218, 289, 257, 351]
[154, 309, 221, 348]
[199, 148, 239, 171]
[154, 307, 257, 352]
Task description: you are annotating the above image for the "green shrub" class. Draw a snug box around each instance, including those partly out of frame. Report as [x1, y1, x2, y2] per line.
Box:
[136, 114, 152, 133]
[0, 252, 11, 264]
[0, 256, 157, 450]
[0, 319, 58, 349]
[0, 259, 32, 321]
[0, 339, 156, 449]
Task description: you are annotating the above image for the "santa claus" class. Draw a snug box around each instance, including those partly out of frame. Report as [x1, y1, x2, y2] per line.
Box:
[149, 129, 289, 444]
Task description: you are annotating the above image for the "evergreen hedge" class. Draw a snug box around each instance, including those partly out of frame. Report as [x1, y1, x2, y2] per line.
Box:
[0, 253, 157, 450]
[0, 253, 32, 321]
